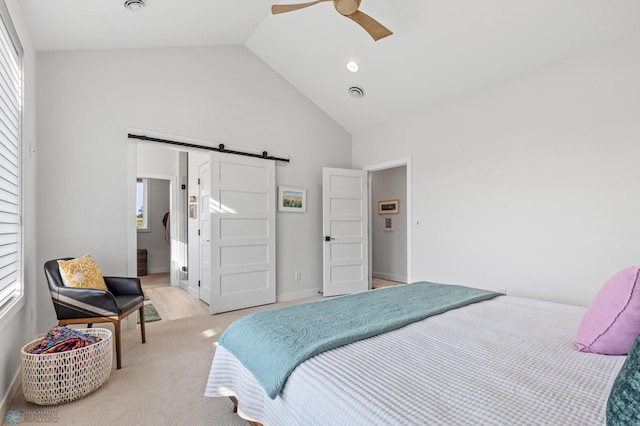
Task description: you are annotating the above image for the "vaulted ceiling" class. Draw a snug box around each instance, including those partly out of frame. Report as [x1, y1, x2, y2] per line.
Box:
[17, 0, 640, 134]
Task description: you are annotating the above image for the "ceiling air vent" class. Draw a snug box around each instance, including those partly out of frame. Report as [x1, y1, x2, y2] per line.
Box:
[348, 86, 365, 99]
[124, 0, 146, 11]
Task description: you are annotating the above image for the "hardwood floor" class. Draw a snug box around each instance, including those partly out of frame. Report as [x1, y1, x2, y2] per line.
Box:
[372, 278, 404, 289]
[139, 273, 209, 322]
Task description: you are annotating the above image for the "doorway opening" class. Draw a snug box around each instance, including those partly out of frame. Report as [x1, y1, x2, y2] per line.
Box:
[321, 160, 412, 297]
[364, 158, 412, 289]
[129, 139, 209, 322]
[129, 134, 278, 316]
[136, 177, 171, 278]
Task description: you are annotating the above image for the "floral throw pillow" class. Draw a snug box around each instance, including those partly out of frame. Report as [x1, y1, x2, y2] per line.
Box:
[57, 254, 108, 291]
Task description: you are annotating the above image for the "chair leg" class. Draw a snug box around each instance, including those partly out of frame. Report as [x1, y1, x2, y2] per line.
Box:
[139, 305, 146, 343]
[114, 320, 121, 369]
[87, 323, 93, 328]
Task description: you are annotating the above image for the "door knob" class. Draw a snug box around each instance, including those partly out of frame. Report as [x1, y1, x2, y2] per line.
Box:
[324, 236, 334, 242]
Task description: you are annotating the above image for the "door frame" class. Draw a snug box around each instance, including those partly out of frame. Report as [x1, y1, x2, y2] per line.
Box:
[135, 174, 177, 283]
[198, 159, 212, 305]
[187, 151, 209, 299]
[363, 157, 413, 286]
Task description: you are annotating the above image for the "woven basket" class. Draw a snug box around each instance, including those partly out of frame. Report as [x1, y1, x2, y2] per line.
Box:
[21, 328, 113, 405]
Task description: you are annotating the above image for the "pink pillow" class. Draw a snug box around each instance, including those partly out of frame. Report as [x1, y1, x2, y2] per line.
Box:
[575, 266, 640, 355]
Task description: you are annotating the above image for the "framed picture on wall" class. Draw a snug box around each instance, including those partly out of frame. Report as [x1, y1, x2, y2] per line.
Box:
[278, 186, 307, 212]
[378, 199, 399, 214]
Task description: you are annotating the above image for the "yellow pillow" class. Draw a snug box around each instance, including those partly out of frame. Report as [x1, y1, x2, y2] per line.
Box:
[57, 255, 108, 291]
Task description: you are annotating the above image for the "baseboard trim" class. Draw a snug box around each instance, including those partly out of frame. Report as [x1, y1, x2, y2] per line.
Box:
[277, 288, 322, 303]
[372, 272, 407, 283]
[187, 286, 199, 299]
[1, 368, 21, 418]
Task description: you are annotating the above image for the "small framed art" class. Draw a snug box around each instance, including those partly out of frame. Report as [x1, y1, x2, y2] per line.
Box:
[378, 199, 399, 214]
[278, 186, 307, 212]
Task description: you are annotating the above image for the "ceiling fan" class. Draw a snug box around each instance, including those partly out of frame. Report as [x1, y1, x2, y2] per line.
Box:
[271, 0, 393, 41]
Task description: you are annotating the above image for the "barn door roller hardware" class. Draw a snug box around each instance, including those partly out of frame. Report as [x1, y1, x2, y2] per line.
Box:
[128, 133, 290, 163]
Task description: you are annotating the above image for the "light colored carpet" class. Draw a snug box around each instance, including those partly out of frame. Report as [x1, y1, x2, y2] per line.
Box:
[5, 297, 320, 426]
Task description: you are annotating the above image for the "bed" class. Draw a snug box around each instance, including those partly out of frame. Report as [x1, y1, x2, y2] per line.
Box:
[205, 282, 628, 425]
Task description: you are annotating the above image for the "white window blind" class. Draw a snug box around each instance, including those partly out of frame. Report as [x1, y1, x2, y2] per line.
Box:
[0, 1, 22, 316]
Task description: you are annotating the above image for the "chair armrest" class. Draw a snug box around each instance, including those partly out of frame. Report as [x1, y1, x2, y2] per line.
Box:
[104, 276, 143, 296]
[51, 286, 119, 318]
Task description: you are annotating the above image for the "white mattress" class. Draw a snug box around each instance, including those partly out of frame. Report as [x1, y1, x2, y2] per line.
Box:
[205, 295, 625, 425]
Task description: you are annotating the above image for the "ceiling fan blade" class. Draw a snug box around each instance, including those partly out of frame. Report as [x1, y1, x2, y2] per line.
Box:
[271, 0, 331, 15]
[347, 10, 393, 41]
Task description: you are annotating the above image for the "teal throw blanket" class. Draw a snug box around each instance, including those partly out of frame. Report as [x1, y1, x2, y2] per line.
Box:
[218, 282, 501, 399]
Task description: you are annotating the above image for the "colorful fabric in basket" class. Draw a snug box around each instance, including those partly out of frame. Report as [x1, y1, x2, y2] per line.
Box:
[29, 326, 101, 354]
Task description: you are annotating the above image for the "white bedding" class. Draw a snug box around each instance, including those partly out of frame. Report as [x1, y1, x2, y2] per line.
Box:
[205, 295, 625, 425]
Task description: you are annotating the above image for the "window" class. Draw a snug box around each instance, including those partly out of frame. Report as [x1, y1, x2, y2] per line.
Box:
[136, 178, 149, 231]
[0, 2, 23, 318]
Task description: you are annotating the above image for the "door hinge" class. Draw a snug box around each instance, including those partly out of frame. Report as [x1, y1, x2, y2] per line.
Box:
[198, 280, 201, 287]
[198, 229, 200, 236]
[198, 178, 200, 185]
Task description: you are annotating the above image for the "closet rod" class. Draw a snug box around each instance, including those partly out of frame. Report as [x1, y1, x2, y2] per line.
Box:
[128, 133, 290, 163]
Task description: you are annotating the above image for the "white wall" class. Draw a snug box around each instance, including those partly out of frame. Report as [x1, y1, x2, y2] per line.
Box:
[353, 35, 640, 307]
[35, 45, 352, 329]
[1, 0, 38, 412]
[371, 166, 407, 282]
[137, 143, 179, 177]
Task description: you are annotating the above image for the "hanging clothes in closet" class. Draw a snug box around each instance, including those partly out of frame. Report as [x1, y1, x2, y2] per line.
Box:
[162, 212, 170, 242]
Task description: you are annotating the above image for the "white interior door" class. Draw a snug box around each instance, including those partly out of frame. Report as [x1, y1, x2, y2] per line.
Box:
[322, 167, 369, 296]
[198, 161, 212, 304]
[209, 152, 276, 314]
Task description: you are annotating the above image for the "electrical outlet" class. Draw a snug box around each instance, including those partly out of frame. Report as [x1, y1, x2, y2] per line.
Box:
[295, 272, 301, 281]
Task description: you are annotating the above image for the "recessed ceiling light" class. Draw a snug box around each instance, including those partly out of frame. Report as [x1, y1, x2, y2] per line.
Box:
[346, 61, 359, 73]
[124, 0, 146, 11]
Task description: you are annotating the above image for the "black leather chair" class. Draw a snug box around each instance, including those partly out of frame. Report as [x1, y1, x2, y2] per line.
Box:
[44, 258, 146, 369]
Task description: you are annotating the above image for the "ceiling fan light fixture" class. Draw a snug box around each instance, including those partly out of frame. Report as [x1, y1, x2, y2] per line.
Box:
[124, 0, 146, 11]
[346, 61, 359, 73]
[271, 0, 393, 42]
[348, 86, 365, 99]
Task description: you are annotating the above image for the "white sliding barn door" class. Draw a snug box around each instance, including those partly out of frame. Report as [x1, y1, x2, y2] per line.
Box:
[209, 152, 276, 314]
[322, 167, 369, 297]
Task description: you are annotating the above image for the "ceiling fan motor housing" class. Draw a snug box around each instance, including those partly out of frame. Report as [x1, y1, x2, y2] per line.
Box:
[272, 0, 392, 42]
[334, 0, 360, 16]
